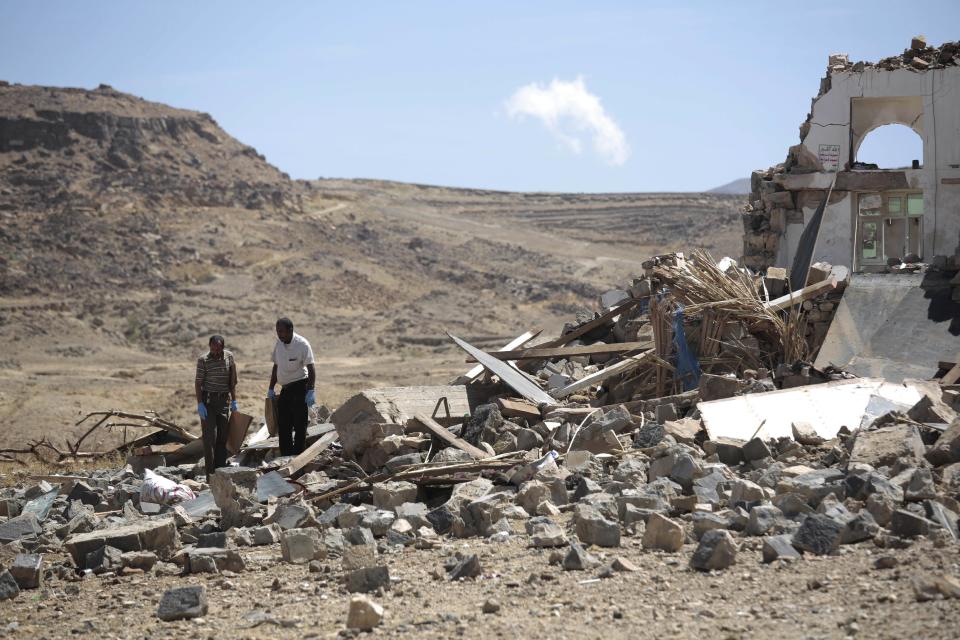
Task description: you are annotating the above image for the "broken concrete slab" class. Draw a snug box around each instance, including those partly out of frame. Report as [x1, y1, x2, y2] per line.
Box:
[372, 481, 418, 510]
[209, 467, 258, 530]
[187, 547, 245, 574]
[849, 423, 926, 469]
[0, 512, 42, 544]
[280, 528, 326, 564]
[65, 517, 179, 568]
[700, 378, 922, 442]
[345, 565, 391, 592]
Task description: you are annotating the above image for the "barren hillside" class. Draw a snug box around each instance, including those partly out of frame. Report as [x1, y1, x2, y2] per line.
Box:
[0, 84, 744, 449]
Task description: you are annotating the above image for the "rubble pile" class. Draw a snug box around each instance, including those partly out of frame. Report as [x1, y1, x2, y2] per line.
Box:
[2, 247, 958, 627]
[832, 37, 960, 73]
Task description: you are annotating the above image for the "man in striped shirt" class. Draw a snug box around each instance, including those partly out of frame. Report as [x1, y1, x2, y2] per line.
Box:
[195, 334, 238, 474]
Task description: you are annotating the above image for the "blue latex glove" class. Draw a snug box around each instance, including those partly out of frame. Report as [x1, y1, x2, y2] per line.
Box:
[267, 388, 276, 400]
[197, 403, 208, 420]
[305, 389, 316, 407]
[230, 399, 238, 412]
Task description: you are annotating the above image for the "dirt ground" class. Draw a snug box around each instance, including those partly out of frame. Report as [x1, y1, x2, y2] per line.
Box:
[3, 514, 958, 639]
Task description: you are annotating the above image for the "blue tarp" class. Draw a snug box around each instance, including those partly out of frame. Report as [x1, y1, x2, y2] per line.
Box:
[673, 305, 701, 391]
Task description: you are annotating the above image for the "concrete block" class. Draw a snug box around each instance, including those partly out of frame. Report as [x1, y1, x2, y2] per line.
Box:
[66, 518, 179, 568]
[156, 585, 207, 621]
[280, 527, 326, 564]
[9, 554, 42, 589]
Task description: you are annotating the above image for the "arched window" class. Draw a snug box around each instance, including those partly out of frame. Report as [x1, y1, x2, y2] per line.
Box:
[855, 123, 923, 169]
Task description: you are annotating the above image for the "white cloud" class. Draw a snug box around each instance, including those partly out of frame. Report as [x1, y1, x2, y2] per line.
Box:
[504, 76, 630, 166]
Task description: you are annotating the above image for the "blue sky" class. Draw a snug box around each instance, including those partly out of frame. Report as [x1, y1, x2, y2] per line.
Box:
[1, 1, 955, 191]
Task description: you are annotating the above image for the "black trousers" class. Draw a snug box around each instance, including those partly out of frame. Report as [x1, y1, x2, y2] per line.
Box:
[278, 378, 308, 456]
[202, 392, 230, 473]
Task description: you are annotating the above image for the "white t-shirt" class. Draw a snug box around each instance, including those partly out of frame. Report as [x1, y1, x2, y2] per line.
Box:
[272, 332, 315, 386]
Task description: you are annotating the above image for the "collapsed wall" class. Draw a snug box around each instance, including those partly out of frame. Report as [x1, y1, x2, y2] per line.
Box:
[742, 38, 960, 275]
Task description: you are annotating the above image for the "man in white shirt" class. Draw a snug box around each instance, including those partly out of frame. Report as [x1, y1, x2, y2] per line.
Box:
[267, 317, 316, 455]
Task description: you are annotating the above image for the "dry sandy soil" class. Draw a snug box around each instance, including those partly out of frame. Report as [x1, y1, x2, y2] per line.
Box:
[2, 515, 959, 640]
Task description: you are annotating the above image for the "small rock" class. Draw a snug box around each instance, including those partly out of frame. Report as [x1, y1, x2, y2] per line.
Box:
[742, 437, 772, 462]
[890, 509, 936, 538]
[562, 542, 599, 571]
[609, 556, 639, 572]
[529, 521, 567, 548]
[792, 514, 843, 556]
[346, 594, 384, 630]
[874, 555, 898, 570]
[791, 421, 824, 446]
[0, 570, 19, 601]
[482, 599, 501, 614]
[156, 586, 207, 621]
[9, 554, 42, 590]
[913, 574, 960, 602]
[642, 513, 684, 552]
[690, 529, 737, 571]
[345, 565, 390, 593]
[447, 554, 482, 580]
[281, 528, 325, 564]
[840, 511, 880, 544]
[762, 535, 801, 563]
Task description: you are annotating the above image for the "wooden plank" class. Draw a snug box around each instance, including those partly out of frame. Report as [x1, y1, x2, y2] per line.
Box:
[132, 443, 183, 456]
[414, 413, 490, 459]
[763, 278, 836, 312]
[465, 340, 652, 362]
[941, 353, 960, 385]
[242, 423, 336, 451]
[226, 411, 254, 455]
[447, 333, 557, 406]
[544, 298, 640, 348]
[278, 431, 339, 478]
[452, 329, 542, 384]
[496, 397, 542, 421]
[264, 397, 279, 437]
[941, 177, 960, 185]
[551, 350, 655, 398]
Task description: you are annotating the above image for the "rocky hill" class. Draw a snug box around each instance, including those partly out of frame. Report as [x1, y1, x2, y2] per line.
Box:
[0, 82, 303, 214]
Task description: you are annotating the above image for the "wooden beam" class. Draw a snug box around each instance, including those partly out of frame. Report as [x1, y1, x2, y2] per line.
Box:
[495, 397, 542, 422]
[941, 353, 960, 386]
[544, 298, 640, 349]
[551, 350, 655, 398]
[447, 333, 557, 406]
[763, 278, 836, 312]
[465, 340, 652, 362]
[451, 329, 542, 384]
[278, 431, 339, 478]
[414, 413, 490, 459]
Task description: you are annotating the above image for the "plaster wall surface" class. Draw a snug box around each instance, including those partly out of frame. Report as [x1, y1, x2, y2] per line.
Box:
[777, 66, 960, 267]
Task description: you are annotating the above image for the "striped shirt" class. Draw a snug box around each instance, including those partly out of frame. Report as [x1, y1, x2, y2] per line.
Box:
[195, 350, 237, 393]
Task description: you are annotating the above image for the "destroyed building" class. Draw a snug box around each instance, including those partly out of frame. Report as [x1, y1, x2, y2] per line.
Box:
[744, 37, 960, 273]
[2, 40, 960, 636]
[744, 38, 960, 382]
